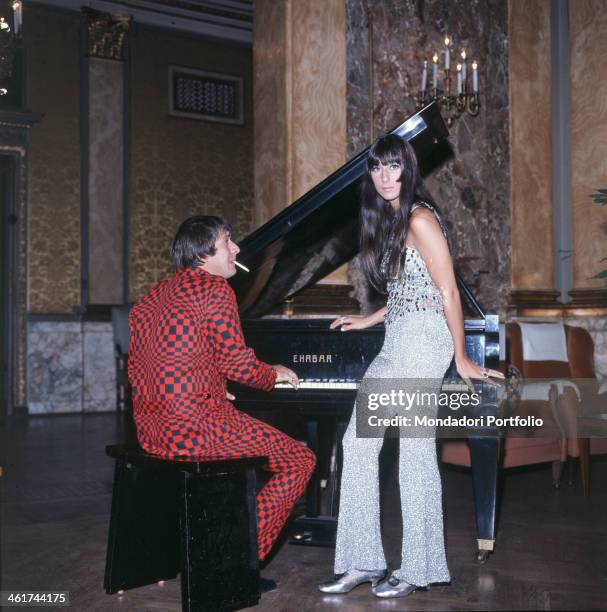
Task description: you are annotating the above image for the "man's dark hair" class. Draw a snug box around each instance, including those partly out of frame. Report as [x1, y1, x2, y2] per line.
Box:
[170, 215, 233, 269]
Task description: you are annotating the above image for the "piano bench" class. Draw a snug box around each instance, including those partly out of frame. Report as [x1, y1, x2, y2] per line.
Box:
[103, 444, 265, 612]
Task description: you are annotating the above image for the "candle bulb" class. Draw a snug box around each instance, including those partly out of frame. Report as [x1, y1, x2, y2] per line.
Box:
[432, 53, 438, 89]
[472, 60, 478, 92]
[12, 1, 21, 35]
[456, 64, 462, 94]
[444, 36, 450, 70]
[421, 59, 428, 91]
[461, 49, 467, 81]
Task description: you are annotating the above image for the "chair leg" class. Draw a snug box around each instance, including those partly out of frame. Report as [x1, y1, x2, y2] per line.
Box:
[565, 456, 577, 485]
[551, 460, 565, 488]
[578, 438, 590, 496]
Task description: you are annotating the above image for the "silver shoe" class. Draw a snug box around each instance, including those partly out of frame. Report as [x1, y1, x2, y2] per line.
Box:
[318, 568, 386, 594]
[372, 575, 419, 598]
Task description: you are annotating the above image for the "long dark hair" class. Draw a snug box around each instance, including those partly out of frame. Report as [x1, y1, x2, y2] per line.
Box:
[359, 134, 443, 292]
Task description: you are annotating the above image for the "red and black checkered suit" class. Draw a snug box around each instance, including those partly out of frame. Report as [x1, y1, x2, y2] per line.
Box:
[128, 267, 315, 559]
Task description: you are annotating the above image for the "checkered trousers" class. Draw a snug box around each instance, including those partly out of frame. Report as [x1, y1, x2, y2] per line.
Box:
[199, 406, 315, 559]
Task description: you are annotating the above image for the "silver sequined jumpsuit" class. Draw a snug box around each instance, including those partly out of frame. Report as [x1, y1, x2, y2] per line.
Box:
[333, 203, 453, 586]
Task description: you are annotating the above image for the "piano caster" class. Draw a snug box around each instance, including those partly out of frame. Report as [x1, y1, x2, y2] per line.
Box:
[292, 530, 312, 543]
[475, 549, 491, 564]
[475, 539, 494, 564]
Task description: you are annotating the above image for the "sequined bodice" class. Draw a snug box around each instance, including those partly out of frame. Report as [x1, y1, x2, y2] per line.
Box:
[382, 246, 444, 324]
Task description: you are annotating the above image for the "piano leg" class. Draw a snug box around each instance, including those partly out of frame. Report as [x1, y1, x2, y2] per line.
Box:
[290, 416, 346, 547]
[305, 418, 320, 517]
[329, 418, 348, 517]
[468, 436, 501, 563]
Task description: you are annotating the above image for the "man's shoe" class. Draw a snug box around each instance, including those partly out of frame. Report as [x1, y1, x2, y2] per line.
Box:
[372, 575, 419, 598]
[259, 577, 278, 593]
[318, 569, 386, 594]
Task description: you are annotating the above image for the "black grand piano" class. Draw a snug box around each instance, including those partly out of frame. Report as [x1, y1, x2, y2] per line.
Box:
[229, 102, 501, 563]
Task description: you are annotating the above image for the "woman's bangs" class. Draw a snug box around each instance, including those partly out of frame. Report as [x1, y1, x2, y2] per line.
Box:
[367, 140, 404, 171]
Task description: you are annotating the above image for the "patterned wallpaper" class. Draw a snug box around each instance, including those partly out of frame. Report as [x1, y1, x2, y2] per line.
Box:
[346, 0, 510, 314]
[128, 26, 254, 302]
[27, 7, 81, 313]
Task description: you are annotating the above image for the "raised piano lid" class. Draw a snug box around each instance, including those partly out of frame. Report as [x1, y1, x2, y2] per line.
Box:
[230, 102, 449, 318]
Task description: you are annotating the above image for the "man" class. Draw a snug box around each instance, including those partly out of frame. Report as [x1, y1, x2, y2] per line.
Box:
[128, 215, 315, 564]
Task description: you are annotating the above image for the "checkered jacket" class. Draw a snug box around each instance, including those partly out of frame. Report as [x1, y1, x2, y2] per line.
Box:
[128, 267, 277, 456]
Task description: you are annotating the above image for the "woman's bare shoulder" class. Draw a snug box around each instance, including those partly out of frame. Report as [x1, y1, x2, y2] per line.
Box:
[409, 206, 441, 234]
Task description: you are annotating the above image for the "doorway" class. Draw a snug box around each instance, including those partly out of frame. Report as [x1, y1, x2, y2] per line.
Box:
[0, 155, 15, 420]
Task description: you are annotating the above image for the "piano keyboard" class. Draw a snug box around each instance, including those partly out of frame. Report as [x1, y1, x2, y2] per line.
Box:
[274, 380, 472, 392]
[275, 380, 358, 390]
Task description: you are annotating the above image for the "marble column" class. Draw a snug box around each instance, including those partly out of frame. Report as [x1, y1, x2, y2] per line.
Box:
[83, 8, 130, 305]
[253, 0, 347, 284]
[569, 0, 607, 307]
[253, 0, 288, 227]
[508, 0, 556, 307]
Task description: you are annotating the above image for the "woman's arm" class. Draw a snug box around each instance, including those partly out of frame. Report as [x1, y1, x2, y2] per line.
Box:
[329, 306, 386, 331]
[408, 210, 503, 382]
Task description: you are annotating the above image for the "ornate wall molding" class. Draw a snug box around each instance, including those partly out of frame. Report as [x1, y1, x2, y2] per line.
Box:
[568, 289, 607, 309]
[83, 8, 131, 61]
[510, 288, 607, 317]
[48, 0, 252, 44]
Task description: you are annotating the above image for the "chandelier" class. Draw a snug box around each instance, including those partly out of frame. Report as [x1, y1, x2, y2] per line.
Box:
[0, 1, 22, 96]
[416, 36, 480, 126]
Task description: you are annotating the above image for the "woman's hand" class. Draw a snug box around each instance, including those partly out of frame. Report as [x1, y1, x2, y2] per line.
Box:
[330, 315, 372, 332]
[455, 354, 505, 389]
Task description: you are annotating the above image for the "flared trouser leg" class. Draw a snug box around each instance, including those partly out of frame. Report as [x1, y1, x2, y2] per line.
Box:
[392, 436, 451, 586]
[333, 404, 387, 574]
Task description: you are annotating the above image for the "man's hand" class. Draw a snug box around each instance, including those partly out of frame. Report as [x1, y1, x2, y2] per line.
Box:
[273, 364, 300, 389]
[226, 391, 235, 401]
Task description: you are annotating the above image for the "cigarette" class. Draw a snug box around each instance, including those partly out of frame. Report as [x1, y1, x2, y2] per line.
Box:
[234, 260, 249, 272]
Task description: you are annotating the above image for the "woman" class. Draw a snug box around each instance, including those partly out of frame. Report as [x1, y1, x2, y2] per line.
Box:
[318, 134, 503, 598]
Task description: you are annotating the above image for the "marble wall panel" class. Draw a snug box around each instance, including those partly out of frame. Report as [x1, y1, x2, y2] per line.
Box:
[509, 0, 553, 290]
[88, 58, 124, 305]
[346, 0, 510, 314]
[27, 7, 81, 313]
[570, 0, 607, 289]
[253, 0, 288, 226]
[290, 0, 346, 201]
[27, 321, 83, 414]
[290, 0, 347, 284]
[27, 320, 116, 413]
[129, 26, 253, 302]
[254, 0, 348, 284]
[345, 0, 372, 159]
[83, 322, 116, 412]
